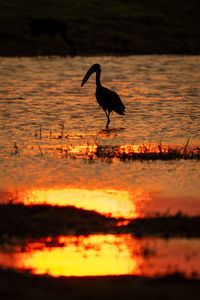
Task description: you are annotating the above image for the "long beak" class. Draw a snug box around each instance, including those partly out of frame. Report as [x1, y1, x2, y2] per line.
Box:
[81, 65, 98, 87]
[81, 71, 90, 87]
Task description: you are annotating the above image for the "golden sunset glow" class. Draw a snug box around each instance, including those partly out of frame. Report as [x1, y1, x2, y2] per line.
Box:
[118, 144, 157, 154]
[21, 188, 137, 219]
[0, 235, 137, 277]
[64, 144, 98, 156]
[24, 235, 136, 277]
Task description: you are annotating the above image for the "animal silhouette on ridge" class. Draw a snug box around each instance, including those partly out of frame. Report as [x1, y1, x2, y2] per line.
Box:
[81, 64, 125, 128]
[29, 18, 76, 56]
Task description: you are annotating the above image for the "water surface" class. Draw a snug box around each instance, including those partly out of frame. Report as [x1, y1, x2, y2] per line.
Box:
[0, 234, 199, 278]
[1, 55, 200, 144]
[0, 55, 200, 279]
[0, 55, 199, 217]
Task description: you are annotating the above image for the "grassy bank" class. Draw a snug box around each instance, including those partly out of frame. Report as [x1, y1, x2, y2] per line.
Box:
[0, 0, 200, 56]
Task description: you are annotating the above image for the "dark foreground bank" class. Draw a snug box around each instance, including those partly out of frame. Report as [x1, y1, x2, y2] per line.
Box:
[1, 204, 200, 299]
[0, 268, 200, 300]
[0, 0, 200, 57]
[0, 204, 200, 241]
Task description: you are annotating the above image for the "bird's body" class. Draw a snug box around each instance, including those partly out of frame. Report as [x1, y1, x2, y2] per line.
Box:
[81, 64, 125, 128]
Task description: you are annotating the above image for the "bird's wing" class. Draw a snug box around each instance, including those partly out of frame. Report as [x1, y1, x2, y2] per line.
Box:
[96, 86, 125, 115]
[109, 90, 125, 115]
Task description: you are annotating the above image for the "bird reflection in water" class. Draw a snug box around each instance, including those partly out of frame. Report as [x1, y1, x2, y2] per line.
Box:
[81, 64, 125, 129]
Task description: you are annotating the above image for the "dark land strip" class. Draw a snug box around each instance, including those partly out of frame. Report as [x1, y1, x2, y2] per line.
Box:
[0, 0, 200, 57]
[0, 204, 200, 241]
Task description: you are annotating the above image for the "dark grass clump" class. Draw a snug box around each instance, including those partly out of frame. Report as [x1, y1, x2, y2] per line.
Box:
[75, 143, 200, 162]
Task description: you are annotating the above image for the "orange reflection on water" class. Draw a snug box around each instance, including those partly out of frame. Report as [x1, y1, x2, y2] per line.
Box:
[18, 140, 199, 162]
[0, 235, 136, 277]
[23, 235, 136, 277]
[60, 142, 196, 160]
[64, 144, 98, 156]
[63, 143, 162, 157]
[21, 188, 137, 219]
[0, 234, 199, 278]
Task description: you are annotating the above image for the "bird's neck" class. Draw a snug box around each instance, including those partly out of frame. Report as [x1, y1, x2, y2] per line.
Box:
[95, 69, 101, 88]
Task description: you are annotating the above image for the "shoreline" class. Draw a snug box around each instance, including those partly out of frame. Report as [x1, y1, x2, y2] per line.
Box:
[0, 204, 200, 240]
[1, 1, 200, 58]
[1, 50, 200, 58]
[0, 268, 199, 300]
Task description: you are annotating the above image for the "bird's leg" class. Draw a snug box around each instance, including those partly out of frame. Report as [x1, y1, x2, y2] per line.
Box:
[105, 111, 110, 129]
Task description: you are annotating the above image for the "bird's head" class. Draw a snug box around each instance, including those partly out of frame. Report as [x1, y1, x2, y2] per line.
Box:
[81, 64, 101, 87]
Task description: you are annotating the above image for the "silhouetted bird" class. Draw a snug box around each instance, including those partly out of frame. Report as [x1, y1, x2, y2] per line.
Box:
[29, 18, 76, 56]
[81, 64, 125, 128]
